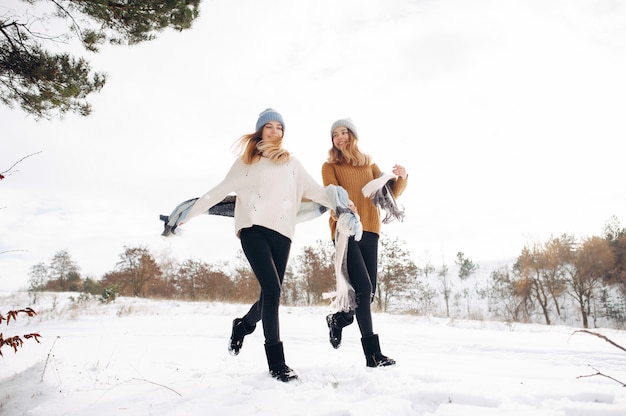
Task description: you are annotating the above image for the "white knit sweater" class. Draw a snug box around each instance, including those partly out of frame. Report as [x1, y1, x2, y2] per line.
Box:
[184, 156, 331, 240]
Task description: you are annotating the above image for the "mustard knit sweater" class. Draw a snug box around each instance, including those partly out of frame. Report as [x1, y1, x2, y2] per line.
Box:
[321, 162, 408, 239]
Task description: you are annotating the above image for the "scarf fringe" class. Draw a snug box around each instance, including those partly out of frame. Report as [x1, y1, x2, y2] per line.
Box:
[362, 173, 405, 224]
[322, 231, 357, 312]
[322, 185, 361, 312]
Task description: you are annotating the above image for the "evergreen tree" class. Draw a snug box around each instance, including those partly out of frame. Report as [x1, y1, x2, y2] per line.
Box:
[455, 251, 478, 280]
[1, 0, 200, 118]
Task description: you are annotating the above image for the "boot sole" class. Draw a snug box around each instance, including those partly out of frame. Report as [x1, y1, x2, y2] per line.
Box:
[326, 314, 341, 349]
[271, 370, 299, 382]
[228, 318, 244, 356]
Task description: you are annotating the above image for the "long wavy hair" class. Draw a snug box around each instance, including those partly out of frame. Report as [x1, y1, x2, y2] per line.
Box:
[326, 128, 371, 166]
[233, 127, 290, 165]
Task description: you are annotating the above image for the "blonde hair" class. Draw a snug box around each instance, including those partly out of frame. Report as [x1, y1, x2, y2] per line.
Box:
[326, 129, 371, 166]
[233, 128, 290, 165]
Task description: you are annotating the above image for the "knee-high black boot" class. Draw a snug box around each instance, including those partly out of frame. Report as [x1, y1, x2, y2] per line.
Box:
[360, 334, 396, 368]
[228, 317, 256, 356]
[326, 311, 354, 349]
[264, 342, 298, 382]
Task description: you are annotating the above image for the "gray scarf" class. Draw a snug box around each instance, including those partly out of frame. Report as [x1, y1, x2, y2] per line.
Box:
[362, 173, 405, 224]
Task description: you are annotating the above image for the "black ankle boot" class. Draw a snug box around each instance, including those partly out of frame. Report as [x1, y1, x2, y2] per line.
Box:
[264, 342, 298, 382]
[361, 334, 396, 368]
[326, 312, 354, 349]
[228, 317, 256, 356]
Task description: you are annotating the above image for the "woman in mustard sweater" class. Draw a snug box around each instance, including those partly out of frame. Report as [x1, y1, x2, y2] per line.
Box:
[322, 118, 408, 367]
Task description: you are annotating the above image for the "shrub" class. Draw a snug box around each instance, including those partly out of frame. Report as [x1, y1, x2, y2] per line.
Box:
[0, 308, 41, 356]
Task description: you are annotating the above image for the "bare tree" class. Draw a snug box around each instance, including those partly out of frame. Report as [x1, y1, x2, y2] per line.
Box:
[27, 262, 47, 302]
[514, 239, 570, 325]
[537, 237, 569, 317]
[176, 259, 205, 300]
[229, 250, 259, 303]
[421, 260, 435, 279]
[563, 236, 615, 328]
[170, 258, 230, 300]
[155, 250, 180, 298]
[487, 265, 526, 322]
[114, 246, 161, 297]
[48, 249, 80, 291]
[438, 262, 452, 318]
[290, 240, 334, 306]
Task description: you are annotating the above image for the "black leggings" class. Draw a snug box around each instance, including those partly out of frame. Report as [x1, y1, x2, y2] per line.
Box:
[339, 231, 379, 337]
[239, 225, 291, 344]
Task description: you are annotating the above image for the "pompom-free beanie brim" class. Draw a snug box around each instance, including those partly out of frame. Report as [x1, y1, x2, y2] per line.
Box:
[330, 118, 358, 140]
[256, 108, 285, 131]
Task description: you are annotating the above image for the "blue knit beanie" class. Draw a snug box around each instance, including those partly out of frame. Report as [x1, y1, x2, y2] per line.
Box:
[330, 118, 358, 140]
[255, 108, 285, 131]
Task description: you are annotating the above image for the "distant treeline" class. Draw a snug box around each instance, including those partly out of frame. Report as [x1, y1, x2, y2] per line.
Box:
[27, 216, 626, 329]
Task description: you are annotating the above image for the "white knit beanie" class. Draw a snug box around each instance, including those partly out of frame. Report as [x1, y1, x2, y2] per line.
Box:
[256, 108, 285, 131]
[330, 118, 358, 140]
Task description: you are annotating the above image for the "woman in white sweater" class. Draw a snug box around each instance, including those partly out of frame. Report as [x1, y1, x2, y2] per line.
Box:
[180, 109, 332, 382]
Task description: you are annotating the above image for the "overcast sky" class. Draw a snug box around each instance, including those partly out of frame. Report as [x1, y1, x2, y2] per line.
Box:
[2, 0, 626, 291]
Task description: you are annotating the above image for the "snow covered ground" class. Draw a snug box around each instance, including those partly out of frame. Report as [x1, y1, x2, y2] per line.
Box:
[1, 292, 625, 415]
